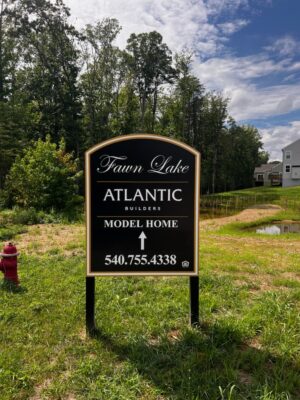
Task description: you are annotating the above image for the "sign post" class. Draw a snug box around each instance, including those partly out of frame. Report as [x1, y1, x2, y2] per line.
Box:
[85, 134, 200, 332]
[86, 276, 95, 333]
[190, 276, 199, 326]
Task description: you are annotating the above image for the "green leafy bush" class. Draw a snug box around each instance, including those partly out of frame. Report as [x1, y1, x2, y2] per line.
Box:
[5, 208, 43, 225]
[0, 225, 27, 241]
[4, 137, 81, 211]
[0, 205, 84, 226]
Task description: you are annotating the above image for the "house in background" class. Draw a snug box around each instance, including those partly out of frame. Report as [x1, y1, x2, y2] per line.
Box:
[282, 138, 300, 187]
[253, 162, 282, 187]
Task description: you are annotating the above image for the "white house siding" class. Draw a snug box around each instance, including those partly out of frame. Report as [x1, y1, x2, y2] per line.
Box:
[282, 138, 300, 187]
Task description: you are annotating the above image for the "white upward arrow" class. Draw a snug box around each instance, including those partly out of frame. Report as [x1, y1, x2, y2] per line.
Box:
[139, 231, 147, 251]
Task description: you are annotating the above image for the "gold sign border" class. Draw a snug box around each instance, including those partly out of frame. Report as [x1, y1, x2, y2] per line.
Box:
[85, 133, 200, 277]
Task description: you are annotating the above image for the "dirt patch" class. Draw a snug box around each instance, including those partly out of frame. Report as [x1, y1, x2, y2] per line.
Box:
[281, 272, 300, 279]
[248, 204, 282, 210]
[148, 336, 161, 346]
[78, 328, 87, 342]
[232, 277, 275, 292]
[247, 337, 262, 351]
[200, 205, 282, 231]
[228, 273, 296, 292]
[14, 224, 84, 256]
[237, 370, 253, 385]
[30, 378, 52, 400]
[167, 329, 181, 343]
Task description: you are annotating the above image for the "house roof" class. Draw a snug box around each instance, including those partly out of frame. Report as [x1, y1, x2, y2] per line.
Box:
[282, 137, 300, 150]
[269, 163, 282, 173]
[254, 163, 282, 174]
[254, 164, 273, 173]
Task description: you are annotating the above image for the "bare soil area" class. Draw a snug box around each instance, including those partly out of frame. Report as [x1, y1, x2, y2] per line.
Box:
[200, 204, 282, 231]
[16, 224, 84, 256]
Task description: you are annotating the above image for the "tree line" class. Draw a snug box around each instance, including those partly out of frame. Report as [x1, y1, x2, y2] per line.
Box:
[0, 0, 268, 204]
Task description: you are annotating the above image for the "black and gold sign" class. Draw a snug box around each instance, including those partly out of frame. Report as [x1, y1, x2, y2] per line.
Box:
[85, 134, 200, 276]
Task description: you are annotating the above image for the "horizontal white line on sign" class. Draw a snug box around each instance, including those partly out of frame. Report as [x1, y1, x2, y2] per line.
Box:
[96, 181, 189, 183]
[96, 215, 189, 218]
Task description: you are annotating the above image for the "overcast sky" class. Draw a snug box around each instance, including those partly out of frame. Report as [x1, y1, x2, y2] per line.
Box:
[65, 0, 300, 160]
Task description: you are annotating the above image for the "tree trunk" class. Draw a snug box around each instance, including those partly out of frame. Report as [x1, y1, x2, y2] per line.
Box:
[140, 94, 146, 130]
[151, 84, 158, 133]
[0, 0, 4, 101]
[212, 150, 217, 194]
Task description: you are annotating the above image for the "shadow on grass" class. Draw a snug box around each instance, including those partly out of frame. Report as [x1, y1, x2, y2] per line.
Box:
[91, 322, 299, 400]
[0, 280, 27, 293]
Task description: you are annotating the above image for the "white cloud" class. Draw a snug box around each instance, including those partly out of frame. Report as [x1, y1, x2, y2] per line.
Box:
[265, 35, 300, 57]
[218, 19, 249, 35]
[193, 55, 300, 120]
[205, 0, 249, 15]
[65, 0, 207, 53]
[194, 54, 300, 86]
[229, 84, 300, 120]
[64, 0, 300, 157]
[260, 122, 300, 160]
[65, 0, 251, 57]
[193, 47, 300, 155]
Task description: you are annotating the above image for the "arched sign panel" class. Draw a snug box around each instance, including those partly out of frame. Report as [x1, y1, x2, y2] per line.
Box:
[85, 134, 200, 276]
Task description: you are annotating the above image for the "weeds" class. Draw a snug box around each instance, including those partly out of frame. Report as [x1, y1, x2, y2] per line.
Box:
[0, 190, 299, 399]
[201, 186, 300, 218]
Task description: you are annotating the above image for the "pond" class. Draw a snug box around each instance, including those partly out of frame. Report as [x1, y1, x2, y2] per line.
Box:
[256, 223, 300, 235]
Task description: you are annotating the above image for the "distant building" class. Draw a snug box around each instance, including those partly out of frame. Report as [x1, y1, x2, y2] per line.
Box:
[253, 162, 282, 187]
[282, 138, 300, 187]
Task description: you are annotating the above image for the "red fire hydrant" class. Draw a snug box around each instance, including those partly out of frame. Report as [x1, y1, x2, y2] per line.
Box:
[0, 242, 20, 285]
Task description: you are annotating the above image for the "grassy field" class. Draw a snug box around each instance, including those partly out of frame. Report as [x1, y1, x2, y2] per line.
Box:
[201, 186, 300, 218]
[218, 185, 300, 197]
[1, 189, 300, 399]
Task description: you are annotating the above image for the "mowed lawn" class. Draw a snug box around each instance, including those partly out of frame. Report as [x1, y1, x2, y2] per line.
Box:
[0, 206, 300, 400]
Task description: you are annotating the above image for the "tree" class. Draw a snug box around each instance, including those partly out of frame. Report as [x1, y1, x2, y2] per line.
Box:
[12, 0, 82, 153]
[257, 150, 269, 165]
[159, 51, 205, 145]
[110, 75, 140, 134]
[126, 31, 176, 131]
[4, 136, 80, 210]
[0, 0, 24, 187]
[203, 93, 228, 193]
[80, 18, 123, 145]
[0, 8, 271, 198]
[0, 101, 36, 188]
[0, 0, 19, 102]
[222, 120, 267, 190]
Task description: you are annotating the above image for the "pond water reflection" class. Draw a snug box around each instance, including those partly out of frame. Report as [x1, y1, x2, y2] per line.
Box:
[256, 223, 300, 235]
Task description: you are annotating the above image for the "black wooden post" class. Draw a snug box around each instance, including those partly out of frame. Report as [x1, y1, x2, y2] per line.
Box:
[86, 276, 95, 334]
[189, 276, 199, 326]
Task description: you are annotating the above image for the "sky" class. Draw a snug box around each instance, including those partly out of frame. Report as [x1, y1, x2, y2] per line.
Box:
[65, 0, 300, 161]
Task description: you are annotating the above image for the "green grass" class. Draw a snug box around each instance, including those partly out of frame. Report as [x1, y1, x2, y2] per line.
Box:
[201, 186, 300, 218]
[0, 225, 27, 241]
[1, 257, 299, 399]
[217, 209, 300, 237]
[0, 208, 300, 399]
[217, 186, 300, 198]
